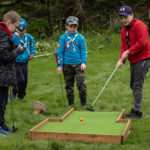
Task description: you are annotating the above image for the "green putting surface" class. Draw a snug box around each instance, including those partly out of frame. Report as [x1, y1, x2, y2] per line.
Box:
[38, 111, 126, 135]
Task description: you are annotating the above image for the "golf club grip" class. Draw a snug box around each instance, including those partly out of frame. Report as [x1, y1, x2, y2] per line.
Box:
[91, 67, 118, 107]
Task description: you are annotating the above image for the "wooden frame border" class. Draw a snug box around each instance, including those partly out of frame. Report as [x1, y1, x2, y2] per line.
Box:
[29, 109, 131, 144]
[60, 108, 74, 121]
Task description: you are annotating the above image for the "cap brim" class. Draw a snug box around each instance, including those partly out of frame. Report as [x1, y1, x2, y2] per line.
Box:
[17, 26, 26, 31]
[118, 12, 130, 16]
[67, 21, 78, 26]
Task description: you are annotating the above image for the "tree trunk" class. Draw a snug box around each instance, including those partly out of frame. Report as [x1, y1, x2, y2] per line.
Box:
[46, 0, 53, 36]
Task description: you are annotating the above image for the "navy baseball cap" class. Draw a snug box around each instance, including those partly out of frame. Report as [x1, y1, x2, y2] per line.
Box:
[17, 18, 27, 31]
[118, 6, 133, 16]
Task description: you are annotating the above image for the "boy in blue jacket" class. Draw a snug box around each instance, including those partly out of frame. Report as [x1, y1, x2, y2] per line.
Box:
[57, 16, 87, 108]
[12, 18, 36, 100]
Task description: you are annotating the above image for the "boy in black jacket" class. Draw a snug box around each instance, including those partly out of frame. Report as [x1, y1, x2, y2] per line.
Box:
[0, 11, 25, 135]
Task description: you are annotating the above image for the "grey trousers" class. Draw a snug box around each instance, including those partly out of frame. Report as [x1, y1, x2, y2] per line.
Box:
[130, 59, 150, 111]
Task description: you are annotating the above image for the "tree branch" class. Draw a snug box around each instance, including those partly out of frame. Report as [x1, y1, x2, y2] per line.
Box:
[0, 0, 20, 6]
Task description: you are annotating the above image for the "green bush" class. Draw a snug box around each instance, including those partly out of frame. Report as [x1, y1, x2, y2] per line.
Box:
[27, 19, 49, 39]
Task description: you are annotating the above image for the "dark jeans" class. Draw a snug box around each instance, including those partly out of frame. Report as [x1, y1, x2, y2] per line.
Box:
[130, 59, 150, 111]
[13, 63, 28, 99]
[63, 64, 87, 106]
[0, 86, 8, 127]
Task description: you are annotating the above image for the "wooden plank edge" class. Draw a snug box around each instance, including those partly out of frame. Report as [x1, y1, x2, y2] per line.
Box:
[116, 109, 125, 122]
[29, 118, 60, 139]
[30, 118, 60, 132]
[48, 118, 61, 122]
[121, 119, 131, 144]
[30, 118, 49, 132]
[29, 131, 122, 144]
[60, 108, 74, 121]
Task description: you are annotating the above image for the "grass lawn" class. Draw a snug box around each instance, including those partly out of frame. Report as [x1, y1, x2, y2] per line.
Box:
[0, 33, 150, 150]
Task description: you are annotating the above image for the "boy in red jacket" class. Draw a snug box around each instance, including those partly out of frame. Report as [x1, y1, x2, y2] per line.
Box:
[116, 6, 150, 119]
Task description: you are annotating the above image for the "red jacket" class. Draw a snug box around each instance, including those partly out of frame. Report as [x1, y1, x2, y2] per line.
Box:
[120, 19, 150, 64]
[0, 22, 13, 37]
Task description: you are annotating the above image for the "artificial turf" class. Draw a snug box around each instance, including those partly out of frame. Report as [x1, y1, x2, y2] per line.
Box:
[37, 111, 127, 135]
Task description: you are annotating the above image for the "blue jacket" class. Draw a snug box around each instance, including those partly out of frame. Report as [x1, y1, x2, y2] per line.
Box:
[12, 32, 36, 64]
[57, 31, 87, 67]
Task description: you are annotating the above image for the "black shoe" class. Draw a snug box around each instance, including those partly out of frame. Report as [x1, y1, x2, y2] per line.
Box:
[17, 95, 24, 100]
[125, 109, 142, 119]
[81, 105, 88, 109]
[68, 103, 74, 107]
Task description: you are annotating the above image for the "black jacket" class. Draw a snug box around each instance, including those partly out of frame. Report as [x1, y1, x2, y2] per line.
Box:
[0, 27, 19, 88]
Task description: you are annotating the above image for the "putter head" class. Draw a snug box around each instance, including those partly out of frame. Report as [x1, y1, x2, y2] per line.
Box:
[86, 106, 94, 111]
[64, 104, 67, 108]
[12, 126, 18, 132]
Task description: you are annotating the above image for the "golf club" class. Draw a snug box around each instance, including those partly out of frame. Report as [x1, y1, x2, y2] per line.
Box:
[59, 74, 66, 108]
[54, 50, 66, 108]
[86, 67, 118, 111]
[9, 88, 18, 132]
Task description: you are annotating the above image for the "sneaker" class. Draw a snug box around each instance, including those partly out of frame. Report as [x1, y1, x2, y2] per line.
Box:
[2, 124, 12, 132]
[125, 109, 142, 119]
[0, 127, 12, 135]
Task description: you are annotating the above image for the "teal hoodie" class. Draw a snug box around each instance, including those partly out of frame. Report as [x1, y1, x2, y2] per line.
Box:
[57, 31, 87, 67]
[12, 32, 36, 63]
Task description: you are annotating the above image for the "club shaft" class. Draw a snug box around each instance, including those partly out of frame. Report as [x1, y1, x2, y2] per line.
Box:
[91, 67, 118, 107]
[59, 74, 65, 105]
[34, 53, 54, 58]
[9, 88, 15, 127]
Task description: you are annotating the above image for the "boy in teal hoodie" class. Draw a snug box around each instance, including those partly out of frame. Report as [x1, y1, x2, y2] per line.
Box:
[57, 16, 87, 108]
[12, 18, 36, 100]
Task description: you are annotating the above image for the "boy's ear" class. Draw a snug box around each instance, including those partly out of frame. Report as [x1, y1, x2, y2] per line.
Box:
[5, 19, 12, 26]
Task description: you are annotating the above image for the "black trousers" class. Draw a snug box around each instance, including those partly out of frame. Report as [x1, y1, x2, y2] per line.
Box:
[0, 86, 8, 127]
[13, 63, 28, 99]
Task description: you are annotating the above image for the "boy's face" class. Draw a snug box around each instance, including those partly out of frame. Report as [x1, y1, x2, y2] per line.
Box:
[119, 14, 133, 26]
[65, 24, 78, 34]
[16, 28, 26, 36]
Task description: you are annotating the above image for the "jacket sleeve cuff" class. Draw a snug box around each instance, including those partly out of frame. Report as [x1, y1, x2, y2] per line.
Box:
[128, 49, 133, 55]
[58, 64, 63, 67]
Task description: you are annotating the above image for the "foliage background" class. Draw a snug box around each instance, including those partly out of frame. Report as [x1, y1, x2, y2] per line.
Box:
[0, 0, 149, 39]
